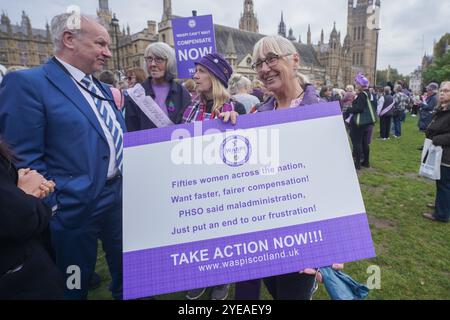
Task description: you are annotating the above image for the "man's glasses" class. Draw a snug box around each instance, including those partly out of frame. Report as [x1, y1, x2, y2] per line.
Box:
[251, 53, 293, 71]
[145, 56, 166, 65]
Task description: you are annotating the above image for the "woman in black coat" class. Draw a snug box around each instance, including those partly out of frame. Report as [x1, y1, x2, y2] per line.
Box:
[125, 42, 192, 132]
[345, 74, 375, 170]
[423, 81, 450, 223]
[0, 138, 64, 299]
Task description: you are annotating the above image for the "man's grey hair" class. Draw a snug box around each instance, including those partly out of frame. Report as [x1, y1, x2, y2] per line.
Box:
[236, 76, 252, 91]
[384, 86, 391, 95]
[144, 42, 177, 81]
[229, 75, 252, 95]
[51, 13, 103, 53]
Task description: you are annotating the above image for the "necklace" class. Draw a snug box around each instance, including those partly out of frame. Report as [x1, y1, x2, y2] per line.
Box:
[274, 90, 305, 110]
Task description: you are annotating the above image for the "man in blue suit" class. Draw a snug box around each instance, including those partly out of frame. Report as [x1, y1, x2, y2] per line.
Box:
[0, 13, 125, 299]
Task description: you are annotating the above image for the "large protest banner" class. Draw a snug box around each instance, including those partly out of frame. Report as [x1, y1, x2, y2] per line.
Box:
[172, 15, 216, 79]
[122, 101, 376, 300]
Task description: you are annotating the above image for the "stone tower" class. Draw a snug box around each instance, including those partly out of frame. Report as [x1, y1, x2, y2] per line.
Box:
[161, 0, 172, 22]
[225, 33, 237, 67]
[307, 24, 312, 46]
[21, 11, 32, 37]
[278, 12, 286, 38]
[239, 0, 259, 33]
[287, 28, 296, 41]
[97, 0, 112, 29]
[159, 0, 174, 46]
[347, 0, 380, 85]
[97, 1, 115, 70]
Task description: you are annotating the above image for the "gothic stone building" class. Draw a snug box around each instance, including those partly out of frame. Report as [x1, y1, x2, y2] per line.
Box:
[0, 11, 53, 68]
[312, 0, 380, 87]
[158, 0, 380, 87]
[1, 0, 380, 88]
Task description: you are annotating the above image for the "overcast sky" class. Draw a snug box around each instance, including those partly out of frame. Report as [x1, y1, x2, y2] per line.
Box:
[1, 0, 448, 74]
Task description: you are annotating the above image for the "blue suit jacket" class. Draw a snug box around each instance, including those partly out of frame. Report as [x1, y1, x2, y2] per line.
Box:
[0, 58, 126, 228]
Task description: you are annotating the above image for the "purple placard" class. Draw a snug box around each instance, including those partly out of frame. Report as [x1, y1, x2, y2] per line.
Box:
[123, 101, 375, 299]
[172, 15, 216, 79]
[124, 101, 342, 148]
[124, 213, 375, 299]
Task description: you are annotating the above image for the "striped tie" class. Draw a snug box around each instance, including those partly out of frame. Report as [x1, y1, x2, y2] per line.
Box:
[81, 76, 123, 172]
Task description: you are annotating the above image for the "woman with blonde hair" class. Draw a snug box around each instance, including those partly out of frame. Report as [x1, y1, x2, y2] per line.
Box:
[125, 67, 146, 88]
[182, 53, 246, 124]
[182, 53, 246, 300]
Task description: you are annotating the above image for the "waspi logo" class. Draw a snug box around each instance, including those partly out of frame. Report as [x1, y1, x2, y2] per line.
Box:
[220, 135, 252, 167]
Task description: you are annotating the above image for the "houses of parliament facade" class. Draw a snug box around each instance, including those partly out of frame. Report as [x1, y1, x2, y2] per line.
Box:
[0, 0, 380, 88]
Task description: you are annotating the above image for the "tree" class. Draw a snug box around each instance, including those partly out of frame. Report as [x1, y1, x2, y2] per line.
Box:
[433, 33, 450, 59]
[376, 67, 410, 87]
[422, 51, 450, 84]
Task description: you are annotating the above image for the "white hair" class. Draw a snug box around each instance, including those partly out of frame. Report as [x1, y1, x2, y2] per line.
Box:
[228, 74, 252, 95]
[252, 35, 309, 87]
[51, 13, 102, 53]
[144, 42, 177, 81]
[384, 86, 391, 95]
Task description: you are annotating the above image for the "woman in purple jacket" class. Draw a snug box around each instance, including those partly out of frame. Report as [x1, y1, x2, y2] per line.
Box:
[235, 35, 323, 300]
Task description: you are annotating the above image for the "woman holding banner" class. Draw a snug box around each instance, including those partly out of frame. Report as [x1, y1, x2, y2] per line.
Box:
[124, 42, 192, 132]
[182, 53, 245, 300]
[234, 35, 323, 300]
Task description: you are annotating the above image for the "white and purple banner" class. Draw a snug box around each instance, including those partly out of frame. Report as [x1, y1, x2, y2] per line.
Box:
[123, 101, 375, 300]
[172, 15, 216, 79]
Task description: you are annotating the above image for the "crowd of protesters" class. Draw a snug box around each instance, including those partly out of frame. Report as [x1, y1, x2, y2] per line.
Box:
[0, 11, 448, 302]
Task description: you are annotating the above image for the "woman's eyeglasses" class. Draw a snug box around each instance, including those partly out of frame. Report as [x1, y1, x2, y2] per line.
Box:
[145, 56, 166, 65]
[251, 53, 293, 71]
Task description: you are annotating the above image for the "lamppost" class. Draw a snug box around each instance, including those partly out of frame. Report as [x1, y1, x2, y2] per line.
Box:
[374, 28, 380, 86]
[110, 14, 120, 73]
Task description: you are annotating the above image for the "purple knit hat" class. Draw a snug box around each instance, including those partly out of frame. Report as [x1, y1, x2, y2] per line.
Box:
[195, 53, 233, 88]
[355, 73, 369, 87]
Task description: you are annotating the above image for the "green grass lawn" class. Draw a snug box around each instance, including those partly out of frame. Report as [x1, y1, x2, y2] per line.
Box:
[89, 113, 450, 300]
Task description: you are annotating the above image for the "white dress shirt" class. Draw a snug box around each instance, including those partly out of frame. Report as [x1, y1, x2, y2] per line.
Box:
[55, 57, 122, 178]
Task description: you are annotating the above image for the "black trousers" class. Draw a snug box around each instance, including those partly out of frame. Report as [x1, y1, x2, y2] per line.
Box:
[435, 166, 450, 222]
[350, 124, 372, 168]
[235, 273, 316, 300]
[379, 116, 392, 139]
